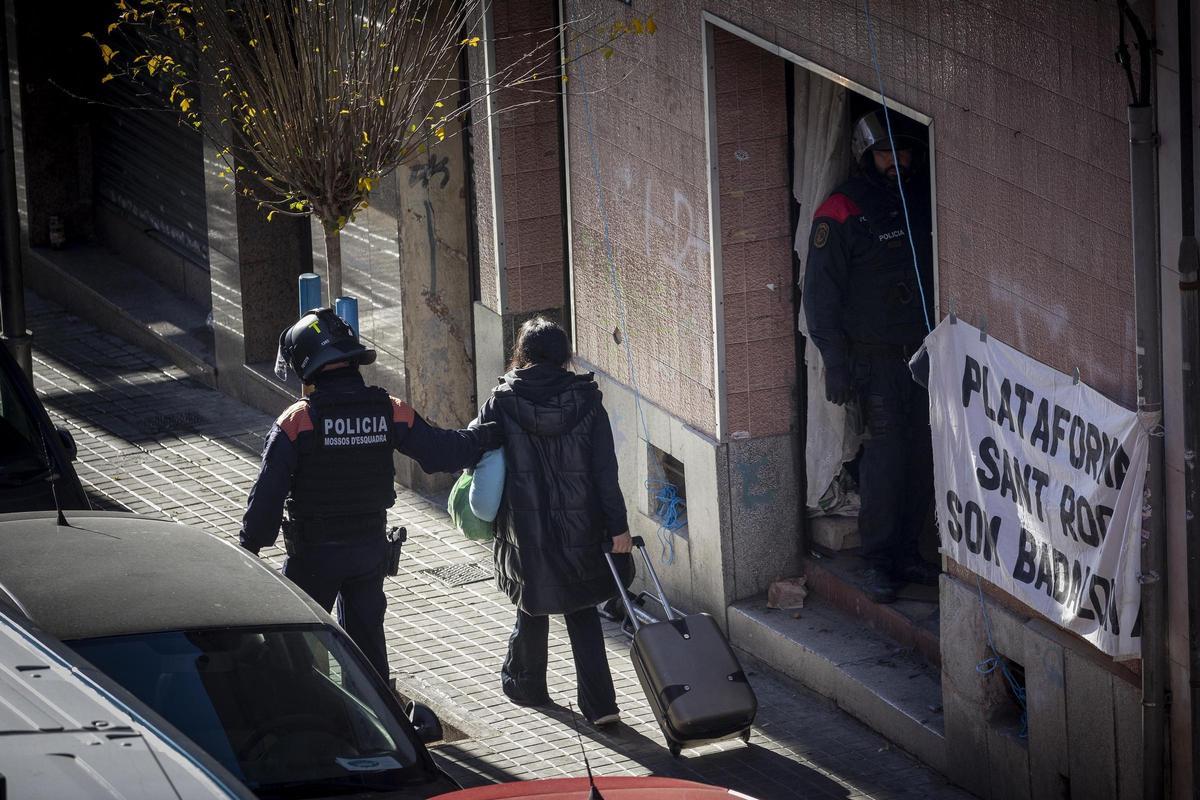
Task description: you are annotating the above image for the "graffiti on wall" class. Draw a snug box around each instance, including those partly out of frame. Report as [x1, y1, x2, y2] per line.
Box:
[410, 154, 454, 295]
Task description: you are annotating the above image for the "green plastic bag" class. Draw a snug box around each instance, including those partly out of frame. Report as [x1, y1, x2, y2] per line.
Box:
[447, 470, 495, 542]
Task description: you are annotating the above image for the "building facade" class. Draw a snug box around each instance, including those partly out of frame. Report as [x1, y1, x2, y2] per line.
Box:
[467, 2, 1198, 799]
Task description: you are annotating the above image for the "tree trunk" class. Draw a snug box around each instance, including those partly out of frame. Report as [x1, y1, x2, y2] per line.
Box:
[323, 222, 344, 302]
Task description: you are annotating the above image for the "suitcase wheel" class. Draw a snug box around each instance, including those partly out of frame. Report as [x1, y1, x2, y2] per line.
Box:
[669, 743, 682, 758]
[742, 730, 751, 744]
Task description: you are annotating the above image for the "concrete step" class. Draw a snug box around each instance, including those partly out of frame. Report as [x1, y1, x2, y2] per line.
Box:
[24, 244, 216, 387]
[809, 514, 860, 550]
[729, 593, 946, 776]
[803, 554, 941, 668]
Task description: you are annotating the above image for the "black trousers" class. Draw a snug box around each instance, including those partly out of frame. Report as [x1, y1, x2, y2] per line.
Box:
[502, 606, 618, 722]
[284, 537, 390, 679]
[853, 356, 935, 573]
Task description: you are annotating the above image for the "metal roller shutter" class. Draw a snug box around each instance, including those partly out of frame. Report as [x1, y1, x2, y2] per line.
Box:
[93, 64, 208, 268]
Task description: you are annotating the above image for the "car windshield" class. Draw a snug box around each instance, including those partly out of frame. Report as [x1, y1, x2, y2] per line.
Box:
[0, 364, 46, 482]
[69, 625, 428, 799]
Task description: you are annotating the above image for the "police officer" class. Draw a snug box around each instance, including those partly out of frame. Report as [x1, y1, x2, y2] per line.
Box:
[240, 308, 502, 678]
[802, 108, 937, 604]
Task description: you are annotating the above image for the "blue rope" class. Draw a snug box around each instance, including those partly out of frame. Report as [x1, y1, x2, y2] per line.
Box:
[863, 0, 934, 335]
[647, 480, 687, 532]
[571, 11, 678, 563]
[975, 580, 1028, 738]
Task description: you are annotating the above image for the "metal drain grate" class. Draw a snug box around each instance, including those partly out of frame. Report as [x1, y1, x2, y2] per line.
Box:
[421, 561, 492, 588]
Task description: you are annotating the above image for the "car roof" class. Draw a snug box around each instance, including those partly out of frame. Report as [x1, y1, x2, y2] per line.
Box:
[430, 776, 757, 799]
[0, 511, 326, 640]
[0, 605, 255, 799]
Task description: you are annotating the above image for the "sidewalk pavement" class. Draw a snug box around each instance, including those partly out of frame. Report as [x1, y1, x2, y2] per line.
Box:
[25, 294, 972, 800]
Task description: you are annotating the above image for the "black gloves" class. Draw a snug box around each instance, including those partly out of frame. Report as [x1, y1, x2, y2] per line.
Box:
[824, 365, 854, 406]
[474, 421, 505, 451]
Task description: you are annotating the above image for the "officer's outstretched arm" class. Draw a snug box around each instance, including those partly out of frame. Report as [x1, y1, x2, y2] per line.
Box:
[392, 398, 501, 474]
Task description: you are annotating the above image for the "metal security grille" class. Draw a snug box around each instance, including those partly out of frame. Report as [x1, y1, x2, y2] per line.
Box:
[93, 49, 208, 267]
[421, 561, 492, 588]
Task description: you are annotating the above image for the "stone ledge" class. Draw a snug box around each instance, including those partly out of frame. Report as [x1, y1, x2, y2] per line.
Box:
[729, 594, 946, 776]
[24, 245, 215, 387]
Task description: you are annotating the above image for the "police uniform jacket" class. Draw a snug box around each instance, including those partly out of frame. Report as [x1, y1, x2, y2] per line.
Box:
[240, 367, 487, 551]
[475, 364, 631, 617]
[802, 172, 934, 372]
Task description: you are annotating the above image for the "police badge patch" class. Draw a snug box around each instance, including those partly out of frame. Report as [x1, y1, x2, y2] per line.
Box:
[813, 222, 830, 248]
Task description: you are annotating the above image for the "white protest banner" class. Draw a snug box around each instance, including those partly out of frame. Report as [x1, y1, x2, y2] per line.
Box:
[920, 318, 1148, 659]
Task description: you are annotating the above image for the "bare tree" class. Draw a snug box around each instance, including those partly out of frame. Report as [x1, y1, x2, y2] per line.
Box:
[89, 0, 653, 299]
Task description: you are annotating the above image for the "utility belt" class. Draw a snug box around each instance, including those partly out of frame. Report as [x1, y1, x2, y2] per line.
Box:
[850, 341, 922, 362]
[282, 510, 387, 546]
[282, 515, 407, 576]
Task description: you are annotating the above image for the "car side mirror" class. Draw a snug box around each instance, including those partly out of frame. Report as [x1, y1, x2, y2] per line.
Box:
[404, 701, 444, 744]
[56, 428, 78, 462]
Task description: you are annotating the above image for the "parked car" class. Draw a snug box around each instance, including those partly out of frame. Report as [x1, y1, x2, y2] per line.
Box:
[0, 510, 461, 800]
[431, 776, 761, 799]
[0, 341, 88, 512]
[0, 603, 256, 799]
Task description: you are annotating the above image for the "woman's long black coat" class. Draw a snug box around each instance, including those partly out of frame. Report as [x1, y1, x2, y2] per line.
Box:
[476, 364, 630, 616]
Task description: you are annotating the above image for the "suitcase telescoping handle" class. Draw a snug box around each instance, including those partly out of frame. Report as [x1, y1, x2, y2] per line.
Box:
[604, 536, 676, 633]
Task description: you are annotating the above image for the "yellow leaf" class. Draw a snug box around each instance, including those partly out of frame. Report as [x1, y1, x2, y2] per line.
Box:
[361, 131, 369, 144]
[377, 96, 385, 107]
[434, 126, 445, 141]
[146, 54, 160, 74]
[107, 22, 120, 34]
[180, 98, 190, 112]
[267, 210, 277, 222]
[100, 44, 118, 64]
[101, 73, 114, 84]
[434, 101, 443, 108]
[646, 16, 657, 35]
[339, 109, 350, 115]
[82, 31, 95, 39]
[392, 65, 399, 73]
[459, 36, 481, 47]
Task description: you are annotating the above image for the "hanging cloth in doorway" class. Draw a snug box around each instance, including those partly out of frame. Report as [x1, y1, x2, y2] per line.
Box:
[791, 70, 862, 512]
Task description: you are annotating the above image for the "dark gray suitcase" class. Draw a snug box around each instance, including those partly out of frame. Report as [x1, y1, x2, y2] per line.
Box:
[606, 537, 757, 756]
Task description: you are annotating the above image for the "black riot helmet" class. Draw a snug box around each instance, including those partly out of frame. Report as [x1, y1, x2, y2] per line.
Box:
[275, 307, 376, 382]
[851, 108, 926, 168]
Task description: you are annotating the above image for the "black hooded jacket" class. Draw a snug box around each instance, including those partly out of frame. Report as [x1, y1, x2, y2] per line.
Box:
[475, 364, 630, 616]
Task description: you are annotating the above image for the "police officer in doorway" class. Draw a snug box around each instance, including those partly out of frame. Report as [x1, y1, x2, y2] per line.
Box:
[240, 308, 503, 678]
[803, 108, 938, 604]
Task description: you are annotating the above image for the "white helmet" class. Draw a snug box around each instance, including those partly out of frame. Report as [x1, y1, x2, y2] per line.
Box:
[851, 109, 925, 165]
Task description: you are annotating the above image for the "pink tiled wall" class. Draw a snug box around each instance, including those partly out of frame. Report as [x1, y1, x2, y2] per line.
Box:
[563, 3, 715, 434]
[470, 2, 567, 316]
[714, 30, 796, 439]
[493, 1, 566, 315]
[548, 0, 1136, 440]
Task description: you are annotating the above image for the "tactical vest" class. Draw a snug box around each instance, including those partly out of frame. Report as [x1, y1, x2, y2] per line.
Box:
[285, 386, 397, 533]
[838, 175, 933, 347]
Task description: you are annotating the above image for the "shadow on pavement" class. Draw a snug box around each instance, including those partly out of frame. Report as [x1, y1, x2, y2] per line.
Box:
[432, 742, 523, 790]
[529, 703, 849, 800]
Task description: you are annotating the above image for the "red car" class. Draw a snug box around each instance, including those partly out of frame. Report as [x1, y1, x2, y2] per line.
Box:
[433, 776, 759, 799]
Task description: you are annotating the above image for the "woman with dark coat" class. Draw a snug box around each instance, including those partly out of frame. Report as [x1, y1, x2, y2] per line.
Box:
[473, 317, 631, 727]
